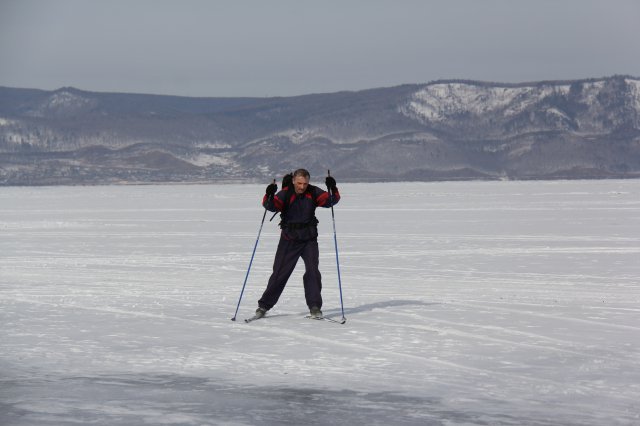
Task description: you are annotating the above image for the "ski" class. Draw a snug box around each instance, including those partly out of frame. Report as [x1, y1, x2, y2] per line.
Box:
[306, 314, 323, 321]
[243, 314, 346, 324]
[305, 315, 346, 324]
[244, 315, 265, 323]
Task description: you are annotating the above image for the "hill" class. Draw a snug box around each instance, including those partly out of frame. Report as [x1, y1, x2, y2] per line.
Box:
[1, 76, 639, 185]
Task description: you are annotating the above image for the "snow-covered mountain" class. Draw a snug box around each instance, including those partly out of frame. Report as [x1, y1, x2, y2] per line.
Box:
[1, 76, 639, 185]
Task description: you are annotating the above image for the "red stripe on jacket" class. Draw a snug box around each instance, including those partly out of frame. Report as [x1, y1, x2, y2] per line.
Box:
[316, 189, 340, 207]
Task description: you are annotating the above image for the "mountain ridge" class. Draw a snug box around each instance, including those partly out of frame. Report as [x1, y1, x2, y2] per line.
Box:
[1, 75, 639, 185]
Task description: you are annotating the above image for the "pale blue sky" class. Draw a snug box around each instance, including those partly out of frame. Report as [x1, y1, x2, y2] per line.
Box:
[1, 0, 638, 97]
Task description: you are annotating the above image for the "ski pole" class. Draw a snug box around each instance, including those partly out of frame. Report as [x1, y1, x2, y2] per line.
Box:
[231, 179, 275, 321]
[327, 170, 346, 324]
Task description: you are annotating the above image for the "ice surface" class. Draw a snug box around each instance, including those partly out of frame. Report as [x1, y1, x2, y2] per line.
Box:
[1, 180, 639, 425]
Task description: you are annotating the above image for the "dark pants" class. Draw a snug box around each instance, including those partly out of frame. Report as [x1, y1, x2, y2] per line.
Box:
[258, 235, 322, 311]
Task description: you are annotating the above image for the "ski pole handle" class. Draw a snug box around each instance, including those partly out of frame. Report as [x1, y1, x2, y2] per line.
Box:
[268, 179, 278, 221]
[325, 170, 337, 195]
[265, 178, 277, 199]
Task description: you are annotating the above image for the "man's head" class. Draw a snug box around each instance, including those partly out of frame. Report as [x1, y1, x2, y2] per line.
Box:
[292, 168, 310, 194]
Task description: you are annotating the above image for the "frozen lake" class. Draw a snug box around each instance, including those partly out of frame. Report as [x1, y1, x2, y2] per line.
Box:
[1, 180, 639, 425]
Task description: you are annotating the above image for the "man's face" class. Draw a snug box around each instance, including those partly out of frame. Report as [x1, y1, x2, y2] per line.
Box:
[293, 175, 309, 194]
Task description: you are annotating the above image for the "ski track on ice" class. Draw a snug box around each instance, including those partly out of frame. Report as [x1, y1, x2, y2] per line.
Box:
[359, 311, 633, 364]
[3, 296, 532, 383]
[448, 301, 640, 332]
[4, 294, 638, 405]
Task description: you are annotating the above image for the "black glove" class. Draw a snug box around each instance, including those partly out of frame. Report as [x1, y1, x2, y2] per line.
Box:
[282, 173, 293, 189]
[265, 183, 277, 197]
[325, 176, 337, 191]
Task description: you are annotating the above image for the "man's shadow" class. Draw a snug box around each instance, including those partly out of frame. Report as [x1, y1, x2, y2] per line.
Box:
[324, 299, 438, 317]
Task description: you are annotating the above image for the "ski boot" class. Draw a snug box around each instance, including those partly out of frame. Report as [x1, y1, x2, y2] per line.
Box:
[309, 306, 323, 319]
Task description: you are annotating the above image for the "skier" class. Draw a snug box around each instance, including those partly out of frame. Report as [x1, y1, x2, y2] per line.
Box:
[254, 168, 340, 319]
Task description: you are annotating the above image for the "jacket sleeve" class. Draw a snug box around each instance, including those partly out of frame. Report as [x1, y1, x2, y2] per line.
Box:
[262, 190, 285, 212]
[315, 186, 340, 208]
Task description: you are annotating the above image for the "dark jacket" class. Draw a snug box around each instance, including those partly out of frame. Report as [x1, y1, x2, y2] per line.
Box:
[262, 184, 340, 241]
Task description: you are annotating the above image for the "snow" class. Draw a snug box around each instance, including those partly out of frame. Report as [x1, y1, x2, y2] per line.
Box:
[545, 107, 570, 120]
[276, 128, 319, 144]
[626, 78, 640, 111]
[46, 91, 92, 109]
[577, 81, 606, 109]
[186, 153, 232, 167]
[1, 180, 639, 425]
[27, 91, 96, 118]
[402, 83, 571, 122]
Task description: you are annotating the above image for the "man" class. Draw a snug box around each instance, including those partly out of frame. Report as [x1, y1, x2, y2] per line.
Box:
[255, 168, 340, 319]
